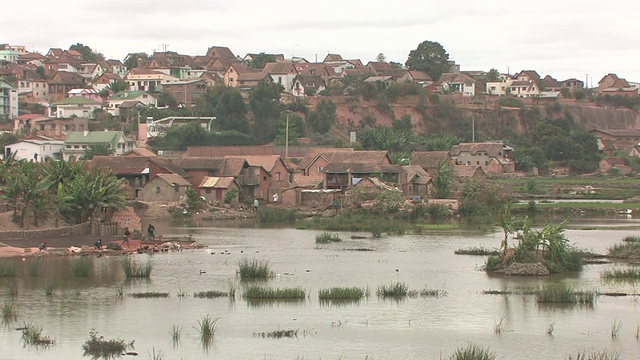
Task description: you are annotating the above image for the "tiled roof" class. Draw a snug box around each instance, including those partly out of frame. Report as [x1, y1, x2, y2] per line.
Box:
[155, 173, 191, 186]
[218, 157, 248, 176]
[123, 148, 156, 157]
[437, 72, 476, 84]
[450, 143, 507, 157]
[149, 157, 192, 179]
[293, 175, 324, 188]
[172, 157, 225, 170]
[603, 157, 626, 165]
[91, 155, 149, 175]
[402, 165, 432, 184]
[263, 62, 297, 74]
[297, 148, 354, 171]
[590, 129, 640, 137]
[206, 46, 237, 60]
[410, 151, 450, 170]
[199, 176, 236, 188]
[227, 155, 282, 173]
[453, 165, 484, 178]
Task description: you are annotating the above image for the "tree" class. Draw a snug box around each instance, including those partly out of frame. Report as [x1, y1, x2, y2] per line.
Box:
[215, 88, 249, 133]
[108, 80, 129, 94]
[81, 143, 114, 160]
[376, 53, 387, 63]
[249, 81, 283, 144]
[69, 43, 105, 62]
[124, 53, 149, 69]
[433, 160, 453, 199]
[36, 66, 46, 79]
[274, 113, 304, 145]
[405, 40, 450, 80]
[248, 53, 277, 69]
[307, 100, 337, 134]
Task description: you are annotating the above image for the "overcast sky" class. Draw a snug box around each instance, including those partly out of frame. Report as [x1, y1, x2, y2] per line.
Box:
[3, 0, 640, 84]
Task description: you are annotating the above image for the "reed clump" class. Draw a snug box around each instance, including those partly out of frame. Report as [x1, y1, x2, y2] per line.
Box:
[194, 290, 229, 299]
[128, 292, 169, 298]
[449, 343, 497, 360]
[601, 267, 640, 281]
[71, 256, 92, 277]
[535, 285, 597, 306]
[607, 242, 640, 258]
[0, 262, 16, 277]
[318, 287, 366, 300]
[622, 235, 640, 243]
[257, 207, 297, 223]
[315, 232, 343, 244]
[566, 349, 620, 360]
[455, 246, 500, 256]
[376, 282, 409, 298]
[408, 288, 448, 298]
[1, 301, 18, 322]
[253, 329, 298, 338]
[194, 315, 219, 342]
[243, 285, 305, 299]
[237, 258, 274, 280]
[121, 258, 154, 278]
[20, 321, 54, 347]
[169, 325, 182, 343]
[82, 331, 126, 359]
[27, 258, 42, 276]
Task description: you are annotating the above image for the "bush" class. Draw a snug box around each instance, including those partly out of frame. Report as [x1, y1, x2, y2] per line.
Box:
[257, 207, 297, 223]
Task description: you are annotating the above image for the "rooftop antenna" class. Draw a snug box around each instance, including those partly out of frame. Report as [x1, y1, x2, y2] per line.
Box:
[160, 44, 169, 52]
[506, 66, 510, 75]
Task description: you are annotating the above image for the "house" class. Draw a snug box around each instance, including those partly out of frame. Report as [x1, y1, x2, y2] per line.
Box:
[598, 73, 629, 91]
[589, 128, 640, 145]
[562, 78, 584, 90]
[599, 157, 632, 175]
[226, 155, 292, 201]
[51, 96, 102, 119]
[17, 78, 49, 102]
[68, 88, 101, 101]
[91, 155, 151, 199]
[400, 165, 433, 197]
[108, 91, 156, 116]
[436, 72, 476, 96]
[139, 173, 192, 202]
[0, 78, 19, 120]
[31, 116, 89, 140]
[450, 142, 515, 175]
[596, 138, 618, 156]
[542, 75, 563, 91]
[410, 151, 451, 174]
[4, 138, 64, 162]
[47, 71, 86, 101]
[199, 176, 240, 204]
[145, 51, 202, 80]
[452, 165, 486, 179]
[93, 72, 122, 92]
[364, 75, 396, 90]
[125, 68, 179, 92]
[106, 59, 127, 77]
[263, 62, 298, 92]
[13, 114, 49, 134]
[292, 75, 326, 97]
[223, 63, 267, 88]
[62, 131, 134, 160]
[170, 157, 227, 194]
[346, 177, 402, 202]
[161, 79, 207, 108]
[322, 150, 401, 192]
[297, 148, 355, 177]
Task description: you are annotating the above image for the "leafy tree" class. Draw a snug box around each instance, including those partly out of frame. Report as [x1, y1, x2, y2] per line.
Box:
[248, 53, 277, 69]
[392, 114, 412, 131]
[108, 80, 129, 94]
[250, 81, 283, 144]
[215, 88, 249, 133]
[69, 43, 105, 62]
[307, 99, 337, 134]
[81, 143, 114, 160]
[375, 53, 387, 63]
[156, 91, 177, 108]
[433, 160, 453, 199]
[405, 40, 450, 80]
[573, 88, 586, 100]
[274, 113, 304, 145]
[36, 66, 46, 79]
[123, 53, 149, 69]
[459, 177, 510, 217]
[0, 132, 18, 151]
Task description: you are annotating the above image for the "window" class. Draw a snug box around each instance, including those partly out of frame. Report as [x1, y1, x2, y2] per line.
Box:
[205, 189, 211, 194]
[263, 176, 267, 181]
[155, 187, 161, 193]
[73, 145, 79, 149]
[276, 172, 281, 181]
[50, 124, 55, 130]
[476, 161, 480, 165]
[318, 166, 324, 173]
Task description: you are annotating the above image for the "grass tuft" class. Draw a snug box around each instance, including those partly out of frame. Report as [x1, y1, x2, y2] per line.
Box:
[1, 301, 18, 322]
[71, 256, 92, 277]
[244, 285, 305, 299]
[20, 321, 54, 347]
[0, 262, 16, 277]
[455, 246, 500, 256]
[128, 292, 169, 298]
[237, 258, 274, 280]
[194, 315, 219, 344]
[622, 235, 640, 243]
[27, 258, 42, 276]
[315, 232, 343, 244]
[601, 267, 640, 281]
[121, 257, 154, 278]
[253, 329, 298, 338]
[194, 290, 229, 299]
[376, 282, 409, 298]
[257, 207, 297, 223]
[566, 349, 620, 360]
[535, 285, 597, 306]
[169, 325, 182, 343]
[82, 330, 126, 359]
[318, 287, 366, 300]
[449, 343, 497, 360]
[607, 242, 640, 258]
[408, 288, 448, 298]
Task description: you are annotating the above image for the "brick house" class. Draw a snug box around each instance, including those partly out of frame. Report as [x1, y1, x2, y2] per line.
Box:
[199, 176, 240, 204]
[599, 157, 632, 175]
[139, 173, 192, 202]
[322, 150, 401, 192]
[161, 79, 207, 108]
[450, 142, 515, 175]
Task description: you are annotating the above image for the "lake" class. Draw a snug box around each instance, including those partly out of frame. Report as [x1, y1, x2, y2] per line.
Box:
[1, 218, 639, 359]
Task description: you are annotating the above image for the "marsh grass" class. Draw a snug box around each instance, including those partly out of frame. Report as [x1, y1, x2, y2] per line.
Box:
[607, 242, 640, 258]
[315, 232, 343, 244]
[194, 315, 219, 343]
[493, 317, 505, 334]
[611, 319, 622, 338]
[149, 347, 164, 360]
[115, 285, 124, 298]
[82, 330, 126, 359]
[6, 282, 18, 297]
[257, 207, 297, 223]
[601, 268, 640, 281]
[169, 325, 182, 342]
[297, 212, 406, 235]
[253, 329, 298, 338]
[128, 292, 169, 298]
[1, 301, 18, 322]
[27, 258, 42, 276]
[20, 321, 54, 347]
[622, 235, 640, 243]
[237, 258, 274, 280]
[449, 343, 497, 360]
[194, 290, 229, 299]
[535, 285, 597, 306]
[376, 282, 409, 298]
[318, 287, 366, 300]
[408, 288, 447, 298]
[455, 247, 500, 256]
[71, 256, 92, 277]
[121, 258, 154, 278]
[566, 350, 620, 360]
[0, 262, 16, 277]
[243, 285, 305, 299]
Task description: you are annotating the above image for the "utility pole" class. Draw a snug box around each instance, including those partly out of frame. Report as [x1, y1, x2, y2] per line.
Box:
[585, 74, 589, 89]
[472, 116, 475, 143]
[282, 110, 292, 157]
[506, 66, 510, 75]
[160, 44, 169, 52]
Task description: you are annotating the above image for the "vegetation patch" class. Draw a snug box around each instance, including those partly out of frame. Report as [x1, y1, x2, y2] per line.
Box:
[71, 256, 92, 277]
[121, 258, 154, 278]
[407, 288, 448, 298]
[27, 258, 42, 277]
[1, 301, 18, 322]
[128, 292, 169, 298]
[376, 282, 409, 298]
[82, 330, 127, 359]
[257, 207, 297, 223]
[315, 232, 343, 244]
[622, 235, 640, 243]
[535, 285, 597, 306]
[0, 262, 17, 277]
[455, 246, 500, 256]
[20, 321, 54, 347]
[449, 343, 497, 360]
[297, 211, 406, 235]
[601, 268, 640, 281]
[194, 290, 230, 299]
[243, 285, 305, 299]
[566, 349, 620, 360]
[253, 329, 298, 338]
[237, 258, 274, 280]
[318, 287, 366, 300]
[194, 314, 219, 344]
[607, 242, 640, 259]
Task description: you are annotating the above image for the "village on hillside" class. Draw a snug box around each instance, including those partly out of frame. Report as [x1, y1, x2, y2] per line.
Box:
[2, 42, 640, 210]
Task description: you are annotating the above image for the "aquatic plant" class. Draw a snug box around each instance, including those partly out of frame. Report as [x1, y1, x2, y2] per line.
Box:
[622, 235, 640, 243]
[169, 325, 182, 343]
[535, 285, 597, 306]
[376, 282, 409, 298]
[484, 256, 502, 272]
[318, 287, 366, 300]
[407, 288, 447, 298]
[1, 301, 18, 322]
[257, 207, 297, 223]
[149, 347, 165, 360]
[20, 321, 54, 347]
[243, 285, 305, 299]
[253, 329, 298, 338]
[228, 282, 237, 300]
[297, 211, 406, 235]
[128, 292, 169, 298]
[45, 283, 54, 297]
[566, 350, 620, 360]
[71, 256, 92, 277]
[194, 315, 219, 343]
[547, 322, 555, 336]
[315, 232, 343, 244]
[493, 317, 505, 334]
[0, 262, 16, 277]
[82, 330, 126, 359]
[6, 282, 18, 297]
[115, 285, 124, 298]
[121, 257, 154, 278]
[611, 319, 622, 338]
[27, 258, 42, 276]
[455, 246, 500, 256]
[449, 343, 497, 360]
[607, 242, 640, 258]
[601, 268, 640, 281]
[194, 290, 229, 299]
[237, 258, 274, 280]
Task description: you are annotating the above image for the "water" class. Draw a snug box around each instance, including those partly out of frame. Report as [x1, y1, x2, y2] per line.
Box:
[1, 221, 640, 359]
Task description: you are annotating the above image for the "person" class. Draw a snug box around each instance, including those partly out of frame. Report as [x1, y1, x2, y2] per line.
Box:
[147, 224, 156, 241]
[332, 198, 339, 212]
[94, 239, 102, 250]
[272, 193, 278, 203]
[39, 241, 47, 251]
[253, 198, 259, 212]
[123, 227, 131, 241]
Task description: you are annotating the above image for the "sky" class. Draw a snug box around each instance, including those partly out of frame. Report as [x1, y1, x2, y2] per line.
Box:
[3, 0, 640, 84]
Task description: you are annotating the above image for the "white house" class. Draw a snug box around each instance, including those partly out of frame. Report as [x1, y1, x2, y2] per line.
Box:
[125, 68, 180, 92]
[108, 91, 157, 116]
[4, 138, 64, 162]
[0, 78, 19, 120]
[438, 73, 476, 96]
[263, 62, 298, 93]
[62, 131, 134, 160]
[51, 96, 102, 119]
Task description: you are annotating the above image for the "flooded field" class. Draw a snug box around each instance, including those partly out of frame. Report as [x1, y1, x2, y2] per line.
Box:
[1, 219, 639, 359]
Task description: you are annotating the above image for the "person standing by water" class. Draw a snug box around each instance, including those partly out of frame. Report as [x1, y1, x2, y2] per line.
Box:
[147, 224, 156, 241]
[253, 198, 259, 212]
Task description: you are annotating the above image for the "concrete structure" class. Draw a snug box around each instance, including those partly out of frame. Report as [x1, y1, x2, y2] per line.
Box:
[199, 176, 240, 204]
[108, 91, 156, 116]
[139, 173, 191, 202]
[450, 142, 515, 175]
[0, 78, 18, 120]
[4, 138, 64, 161]
[51, 96, 101, 118]
[62, 131, 134, 160]
[161, 79, 207, 108]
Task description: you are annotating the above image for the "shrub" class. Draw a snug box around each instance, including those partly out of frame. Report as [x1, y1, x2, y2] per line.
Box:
[315, 232, 342, 244]
[237, 258, 274, 279]
[376, 282, 409, 298]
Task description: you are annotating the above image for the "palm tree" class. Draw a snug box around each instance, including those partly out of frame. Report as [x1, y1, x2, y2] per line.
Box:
[497, 202, 515, 257]
[433, 160, 453, 199]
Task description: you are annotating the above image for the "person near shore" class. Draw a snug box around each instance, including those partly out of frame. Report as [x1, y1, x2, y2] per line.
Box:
[272, 193, 278, 203]
[253, 198, 259, 212]
[332, 198, 339, 212]
[147, 224, 156, 241]
[123, 227, 131, 244]
[94, 239, 102, 250]
[39, 241, 47, 251]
